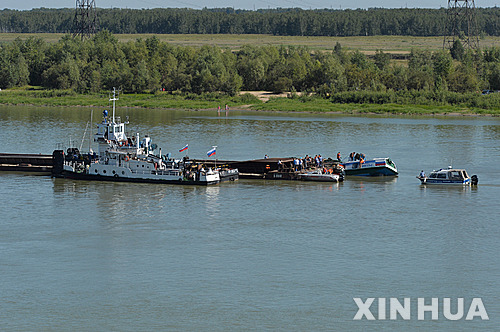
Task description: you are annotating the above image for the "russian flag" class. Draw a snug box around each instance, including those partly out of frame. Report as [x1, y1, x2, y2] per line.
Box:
[179, 144, 188, 152]
[207, 147, 216, 157]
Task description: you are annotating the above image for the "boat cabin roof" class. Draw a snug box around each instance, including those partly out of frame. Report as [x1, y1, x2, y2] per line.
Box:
[429, 168, 469, 179]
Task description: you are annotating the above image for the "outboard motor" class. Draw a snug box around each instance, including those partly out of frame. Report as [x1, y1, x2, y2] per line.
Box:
[471, 175, 478, 185]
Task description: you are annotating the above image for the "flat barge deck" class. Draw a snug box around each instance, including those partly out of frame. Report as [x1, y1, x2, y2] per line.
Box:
[0, 153, 53, 173]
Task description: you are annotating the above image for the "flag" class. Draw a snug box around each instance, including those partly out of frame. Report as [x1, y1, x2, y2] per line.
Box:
[179, 144, 188, 152]
[207, 147, 216, 157]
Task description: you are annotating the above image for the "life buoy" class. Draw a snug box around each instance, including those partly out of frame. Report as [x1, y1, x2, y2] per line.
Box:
[124, 156, 130, 162]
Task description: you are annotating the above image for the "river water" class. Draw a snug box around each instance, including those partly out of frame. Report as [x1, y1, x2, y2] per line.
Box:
[0, 105, 499, 330]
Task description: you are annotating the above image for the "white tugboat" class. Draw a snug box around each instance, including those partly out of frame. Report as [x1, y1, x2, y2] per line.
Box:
[52, 89, 231, 185]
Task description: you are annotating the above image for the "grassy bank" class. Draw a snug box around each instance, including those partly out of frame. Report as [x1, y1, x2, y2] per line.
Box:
[255, 97, 500, 116]
[1, 87, 499, 116]
[0, 88, 262, 110]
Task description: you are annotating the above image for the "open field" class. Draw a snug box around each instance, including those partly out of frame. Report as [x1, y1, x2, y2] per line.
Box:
[2, 33, 500, 52]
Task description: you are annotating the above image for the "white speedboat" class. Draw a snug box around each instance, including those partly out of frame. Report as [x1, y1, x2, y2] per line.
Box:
[298, 169, 343, 182]
[52, 89, 236, 185]
[417, 166, 478, 185]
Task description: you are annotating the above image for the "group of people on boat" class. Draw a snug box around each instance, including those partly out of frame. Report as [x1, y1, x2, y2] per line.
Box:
[348, 152, 366, 162]
[289, 154, 324, 171]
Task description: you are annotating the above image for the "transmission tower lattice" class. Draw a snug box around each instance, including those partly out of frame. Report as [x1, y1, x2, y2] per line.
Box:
[73, 0, 98, 39]
[443, 0, 479, 50]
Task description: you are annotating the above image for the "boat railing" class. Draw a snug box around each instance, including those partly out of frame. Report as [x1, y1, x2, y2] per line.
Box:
[129, 168, 182, 176]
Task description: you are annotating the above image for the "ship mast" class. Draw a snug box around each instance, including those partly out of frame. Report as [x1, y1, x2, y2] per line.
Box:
[110, 87, 118, 123]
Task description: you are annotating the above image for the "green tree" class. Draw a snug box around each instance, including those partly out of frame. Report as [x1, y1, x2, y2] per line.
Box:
[433, 52, 452, 73]
[42, 55, 80, 89]
[447, 63, 479, 93]
[450, 39, 465, 61]
[20, 36, 47, 86]
[0, 43, 29, 88]
[374, 49, 390, 70]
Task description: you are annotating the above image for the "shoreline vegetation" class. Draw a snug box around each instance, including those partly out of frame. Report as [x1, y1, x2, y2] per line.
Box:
[0, 87, 499, 116]
[1, 31, 500, 116]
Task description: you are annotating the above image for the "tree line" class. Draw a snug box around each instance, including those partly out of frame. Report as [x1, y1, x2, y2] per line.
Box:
[2, 31, 500, 109]
[1, 7, 500, 36]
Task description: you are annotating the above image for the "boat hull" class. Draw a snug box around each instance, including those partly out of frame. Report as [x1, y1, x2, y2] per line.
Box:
[54, 170, 219, 185]
[219, 169, 239, 182]
[344, 165, 398, 177]
[298, 174, 341, 182]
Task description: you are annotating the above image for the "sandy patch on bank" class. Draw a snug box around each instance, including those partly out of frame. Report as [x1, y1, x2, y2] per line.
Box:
[240, 91, 291, 102]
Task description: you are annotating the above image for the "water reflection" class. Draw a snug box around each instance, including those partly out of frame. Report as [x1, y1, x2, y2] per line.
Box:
[203, 185, 221, 218]
[51, 177, 229, 226]
[418, 184, 476, 195]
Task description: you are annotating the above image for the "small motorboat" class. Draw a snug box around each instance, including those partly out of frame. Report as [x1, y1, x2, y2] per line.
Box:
[298, 169, 343, 182]
[417, 166, 478, 185]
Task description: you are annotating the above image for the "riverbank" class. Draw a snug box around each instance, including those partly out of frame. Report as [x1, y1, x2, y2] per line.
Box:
[0, 88, 499, 116]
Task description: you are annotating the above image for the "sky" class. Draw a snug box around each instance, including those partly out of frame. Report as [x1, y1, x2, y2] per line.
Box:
[4, 0, 500, 11]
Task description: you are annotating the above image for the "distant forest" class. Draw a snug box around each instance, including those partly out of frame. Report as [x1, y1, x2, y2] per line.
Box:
[1, 7, 500, 36]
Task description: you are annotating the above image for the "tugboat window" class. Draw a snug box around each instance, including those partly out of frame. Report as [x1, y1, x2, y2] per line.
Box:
[103, 170, 107, 174]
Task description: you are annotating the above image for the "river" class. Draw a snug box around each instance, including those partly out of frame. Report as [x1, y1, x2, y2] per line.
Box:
[0, 105, 499, 330]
